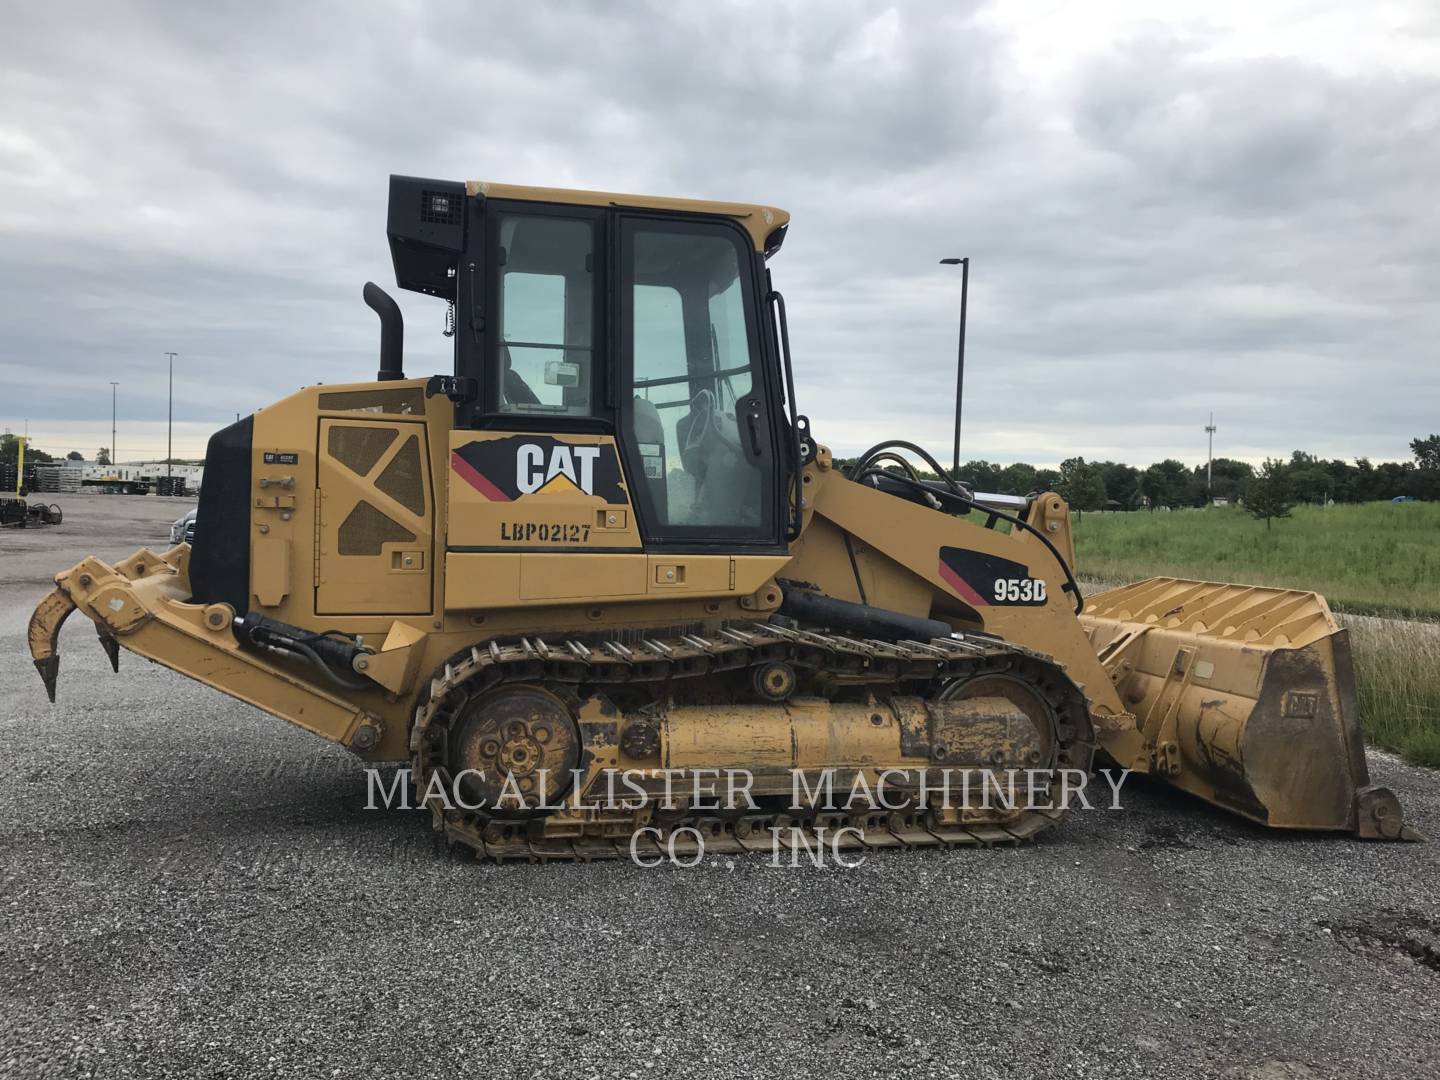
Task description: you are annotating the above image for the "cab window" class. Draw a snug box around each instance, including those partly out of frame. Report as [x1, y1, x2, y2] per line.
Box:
[495, 214, 595, 416]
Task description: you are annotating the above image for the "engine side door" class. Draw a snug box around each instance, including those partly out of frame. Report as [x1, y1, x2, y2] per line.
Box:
[316, 417, 434, 615]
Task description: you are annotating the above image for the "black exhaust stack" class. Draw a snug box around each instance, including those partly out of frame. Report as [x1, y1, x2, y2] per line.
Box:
[363, 281, 405, 381]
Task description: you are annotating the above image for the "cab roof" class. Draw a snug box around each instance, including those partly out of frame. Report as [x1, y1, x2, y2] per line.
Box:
[466, 181, 790, 252]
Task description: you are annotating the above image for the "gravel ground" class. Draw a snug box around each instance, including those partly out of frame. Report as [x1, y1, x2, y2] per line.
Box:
[2, 495, 1437, 1079]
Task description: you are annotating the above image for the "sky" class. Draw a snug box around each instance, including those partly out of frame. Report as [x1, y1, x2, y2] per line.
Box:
[2, 0, 1436, 467]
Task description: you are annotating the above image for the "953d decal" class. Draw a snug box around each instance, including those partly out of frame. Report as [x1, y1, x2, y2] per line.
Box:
[938, 546, 1047, 607]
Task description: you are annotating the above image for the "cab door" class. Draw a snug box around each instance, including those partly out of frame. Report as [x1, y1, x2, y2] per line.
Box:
[616, 215, 783, 550]
[316, 418, 433, 614]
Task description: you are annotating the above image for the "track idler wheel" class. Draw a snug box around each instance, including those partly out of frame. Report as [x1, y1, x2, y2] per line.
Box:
[937, 672, 1059, 769]
[447, 686, 580, 814]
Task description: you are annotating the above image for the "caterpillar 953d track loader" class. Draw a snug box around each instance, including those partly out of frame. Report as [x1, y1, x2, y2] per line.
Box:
[28, 176, 1415, 859]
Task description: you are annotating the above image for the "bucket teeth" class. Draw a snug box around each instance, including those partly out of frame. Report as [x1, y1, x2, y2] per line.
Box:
[34, 657, 59, 704]
[1356, 784, 1424, 842]
[97, 629, 120, 673]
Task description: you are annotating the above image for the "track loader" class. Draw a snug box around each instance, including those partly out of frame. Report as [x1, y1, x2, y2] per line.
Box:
[28, 176, 1416, 859]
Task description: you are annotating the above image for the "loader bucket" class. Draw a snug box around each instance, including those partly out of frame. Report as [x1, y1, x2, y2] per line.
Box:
[1080, 578, 1418, 840]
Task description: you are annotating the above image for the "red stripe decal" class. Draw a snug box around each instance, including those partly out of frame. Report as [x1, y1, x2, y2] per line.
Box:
[938, 559, 988, 606]
[451, 450, 511, 502]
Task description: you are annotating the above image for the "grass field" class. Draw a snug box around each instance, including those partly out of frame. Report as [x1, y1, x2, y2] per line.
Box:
[1072, 501, 1440, 767]
[1341, 615, 1440, 768]
[1073, 501, 1440, 618]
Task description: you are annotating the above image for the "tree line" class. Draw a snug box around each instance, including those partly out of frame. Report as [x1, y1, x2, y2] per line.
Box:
[838, 435, 1440, 512]
[0, 435, 182, 468]
[0, 435, 83, 465]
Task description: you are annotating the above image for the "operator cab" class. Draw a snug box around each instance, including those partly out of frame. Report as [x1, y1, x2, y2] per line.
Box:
[385, 176, 799, 553]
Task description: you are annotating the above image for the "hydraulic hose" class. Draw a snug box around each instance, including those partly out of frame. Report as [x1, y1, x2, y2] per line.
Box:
[846, 443, 1085, 615]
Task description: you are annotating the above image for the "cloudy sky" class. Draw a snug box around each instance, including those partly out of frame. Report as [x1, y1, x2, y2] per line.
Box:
[2, 1, 1436, 467]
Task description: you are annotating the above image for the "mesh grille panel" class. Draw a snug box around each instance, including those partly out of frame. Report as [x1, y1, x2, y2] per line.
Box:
[420, 189, 460, 225]
[373, 434, 425, 515]
[318, 388, 425, 415]
[337, 500, 415, 555]
[328, 426, 397, 477]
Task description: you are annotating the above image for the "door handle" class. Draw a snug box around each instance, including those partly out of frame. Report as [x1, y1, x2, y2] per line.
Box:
[743, 403, 764, 462]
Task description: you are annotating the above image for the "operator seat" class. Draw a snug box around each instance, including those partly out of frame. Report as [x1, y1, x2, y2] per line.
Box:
[676, 389, 759, 526]
[499, 345, 540, 407]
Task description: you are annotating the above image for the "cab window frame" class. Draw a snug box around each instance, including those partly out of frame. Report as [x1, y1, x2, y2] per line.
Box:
[615, 211, 786, 552]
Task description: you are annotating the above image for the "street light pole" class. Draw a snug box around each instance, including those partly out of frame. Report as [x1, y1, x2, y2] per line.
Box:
[1205, 412, 1216, 497]
[164, 352, 178, 483]
[940, 257, 970, 476]
[110, 381, 118, 467]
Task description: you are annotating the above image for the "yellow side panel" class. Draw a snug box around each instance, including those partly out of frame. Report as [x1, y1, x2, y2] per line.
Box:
[252, 537, 291, 608]
[443, 552, 790, 611]
[445, 553, 646, 607]
[520, 555, 649, 601]
[448, 552, 521, 607]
